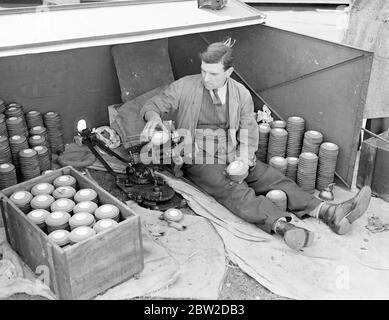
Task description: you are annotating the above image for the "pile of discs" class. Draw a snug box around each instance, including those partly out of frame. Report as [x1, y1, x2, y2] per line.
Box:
[8, 174, 121, 248]
[9, 190, 33, 214]
[285, 157, 299, 182]
[297, 152, 318, 193]
[25, 110, 44, 130]
[29, 134, 49, 149]
[33, 145, 51, 172]
[301, 130, 323, 155]
[5, 103, 26, 121]
[0, 99, 5, 114]
[19, 149, 41, 181]
[30, 126, 49, 146]
[316, 142, 339, 191]
[0, 135, 12, 164]
[5, 104, 28, 136]
[256, 123, 271, 163]
[269, 156, 287, 175]
[0, 163, 17, 189]
[44, 112, 64, 154]
[271, 120, 286, 129]
[0, 114, 7, 137]
[9, 135, 29, 176]
[266, 189, 287, 211]
[0, 99, 67, 186]
[286, 116, 305, 157]
[6, 116, 28, 138]
[256, 115, 341, 194]
[267, 128, 288, 162]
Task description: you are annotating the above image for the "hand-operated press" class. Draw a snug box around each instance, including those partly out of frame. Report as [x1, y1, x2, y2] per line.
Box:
[76, 124, 187, 211]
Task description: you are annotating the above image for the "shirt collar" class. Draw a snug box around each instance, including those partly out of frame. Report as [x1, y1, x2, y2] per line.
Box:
[209, 79, 228, 105]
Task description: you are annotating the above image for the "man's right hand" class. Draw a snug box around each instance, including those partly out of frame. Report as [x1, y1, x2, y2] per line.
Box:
[140, 111, 168, 143]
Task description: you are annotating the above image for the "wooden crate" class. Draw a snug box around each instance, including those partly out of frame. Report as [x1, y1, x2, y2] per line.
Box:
[0, 166, 144, 300]
[357, 131, 389, 202]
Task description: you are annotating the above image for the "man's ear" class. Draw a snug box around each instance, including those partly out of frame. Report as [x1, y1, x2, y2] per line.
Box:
[226, 67, 234, 78]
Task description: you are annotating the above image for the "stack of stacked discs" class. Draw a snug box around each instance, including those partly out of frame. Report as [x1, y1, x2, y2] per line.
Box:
[269, 156, 287, 175]
[32, 146, 51, 172]
[27, 209, 50, 231]
[9, 135, 29, 174]
[74, 188, 98, 204]
[53, 175, 77, 189]
[5, 104, 28, 134]
[297, 152, 318, 193]
[73, 201, 98, 214]
[285, 157, 299, 182]
[30, 194, 55, 211]
[302, 131, 323, 155]
[271, 120, 286, 129]
[25, 111, 44, 129]
[52, 186, 77, 200]
[6, 117, 28, 138]
[30, 126, 49, 145]
[256, 123, 271, 163]
[0, 163, 17, 189]
[95, 204, 120, 222]
[0, 114, 8, 137]
[29, 135, 49, 149]
[267, 128, 288, 162]
[286, 116, 305, 157]
[31, 182, 55, 196]
[9, 190, 33, 214]
[93, 219, 118, 233]
[69, 212, 95, 230]
[45, 211, 71, 233]
[48, 229, 70, 247]
[19, 149, 41, 181]
[0, 99, 5, 113]
[0, 135, 12, 164]
[69, 226, 96, 244]
[316, 142, 339, 191]
[266, 190, 287, 211]
[44, 112, 64, 154]
[5, 103, 25, 121]
[51, 198, 75, 214]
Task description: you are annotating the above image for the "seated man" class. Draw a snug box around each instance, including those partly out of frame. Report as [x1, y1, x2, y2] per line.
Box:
[139, 38, 371, 250]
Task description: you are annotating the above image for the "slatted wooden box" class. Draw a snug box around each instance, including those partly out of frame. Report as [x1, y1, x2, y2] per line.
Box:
[0, 166, 144, 300]
[357, 131, 389, 203]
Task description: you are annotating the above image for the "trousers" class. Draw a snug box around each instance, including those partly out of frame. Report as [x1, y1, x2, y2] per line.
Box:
[183, 161, 322, 234]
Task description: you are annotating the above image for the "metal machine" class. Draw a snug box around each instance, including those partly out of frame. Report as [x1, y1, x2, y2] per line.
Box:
[77, 125, 187, 211]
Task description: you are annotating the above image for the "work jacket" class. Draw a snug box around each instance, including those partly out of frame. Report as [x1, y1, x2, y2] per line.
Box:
[140, 74, 259, 165]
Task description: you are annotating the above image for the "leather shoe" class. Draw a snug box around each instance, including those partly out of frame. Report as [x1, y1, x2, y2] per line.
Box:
[319, 186, 371, 235]
[274, 220, 315, 250]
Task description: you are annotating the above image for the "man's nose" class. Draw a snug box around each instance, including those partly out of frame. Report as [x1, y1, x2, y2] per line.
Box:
[203, 73, 210, 82]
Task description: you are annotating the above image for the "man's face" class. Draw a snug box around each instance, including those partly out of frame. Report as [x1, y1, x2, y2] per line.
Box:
[201, 61, 233, 90]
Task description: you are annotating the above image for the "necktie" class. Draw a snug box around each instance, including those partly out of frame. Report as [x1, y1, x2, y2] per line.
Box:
[212, 89, 222, 105]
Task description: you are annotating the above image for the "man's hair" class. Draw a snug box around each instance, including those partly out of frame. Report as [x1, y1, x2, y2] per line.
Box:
[199, 38, 236, 70]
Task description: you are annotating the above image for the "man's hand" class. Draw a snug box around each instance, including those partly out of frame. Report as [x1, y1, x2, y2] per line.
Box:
[234, 155, 256, 169]
[140, 111, 168, 143]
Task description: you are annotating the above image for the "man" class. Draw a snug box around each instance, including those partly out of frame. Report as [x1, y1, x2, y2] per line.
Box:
[140, 39, 371, 250]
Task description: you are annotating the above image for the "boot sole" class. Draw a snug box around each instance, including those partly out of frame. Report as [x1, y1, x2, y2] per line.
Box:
[284, 229, 314, 250]
[345, 186, 371, 224]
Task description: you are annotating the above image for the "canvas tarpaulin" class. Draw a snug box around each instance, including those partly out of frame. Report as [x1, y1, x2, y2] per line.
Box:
[96, 202, 227, 300]
[158, 172, 389, 300]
